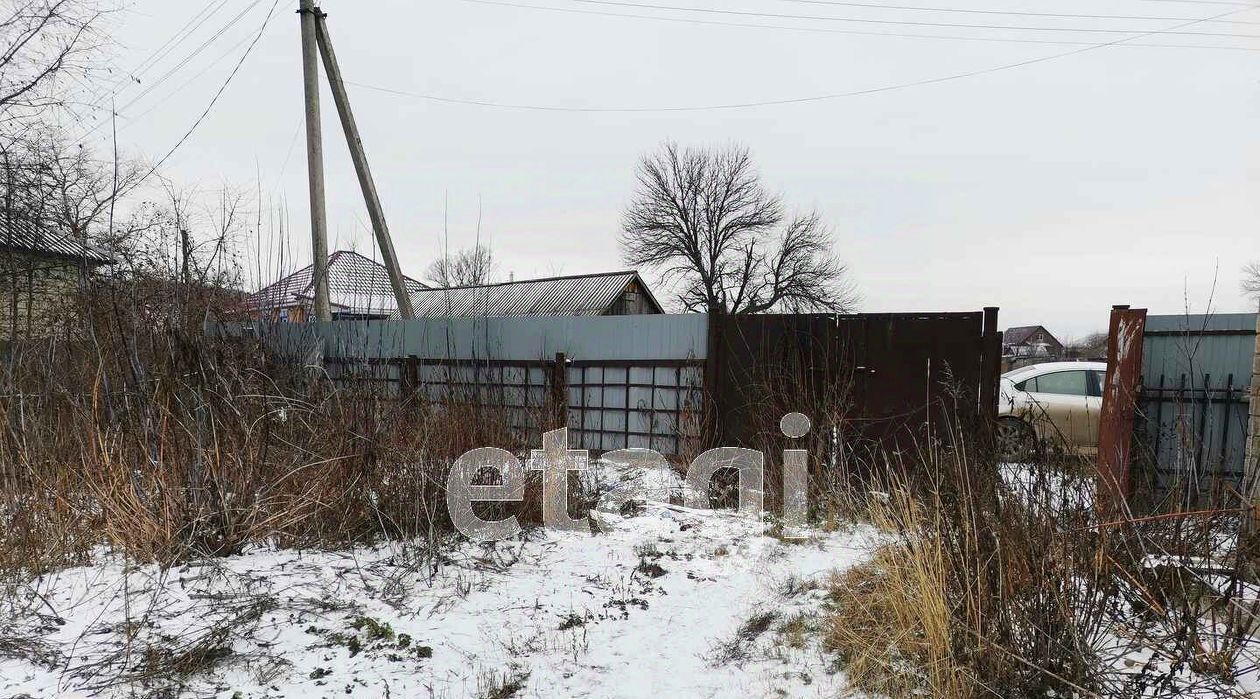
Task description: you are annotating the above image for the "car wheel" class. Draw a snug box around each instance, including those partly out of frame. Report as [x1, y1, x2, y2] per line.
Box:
[996, 417, 1038, 462]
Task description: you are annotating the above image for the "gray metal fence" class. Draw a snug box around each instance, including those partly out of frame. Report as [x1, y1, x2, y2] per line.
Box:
[567, 360, 704, 455]
[1138, 312, 1257, 492]
[224, 315, 709, 455]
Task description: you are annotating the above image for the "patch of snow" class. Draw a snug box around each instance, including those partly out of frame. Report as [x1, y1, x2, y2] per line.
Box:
[1000, 462, 1096, 513]
[1, 496, 874, 698]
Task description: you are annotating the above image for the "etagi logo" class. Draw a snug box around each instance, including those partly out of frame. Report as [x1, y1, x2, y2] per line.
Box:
[447, 412, 814, 542]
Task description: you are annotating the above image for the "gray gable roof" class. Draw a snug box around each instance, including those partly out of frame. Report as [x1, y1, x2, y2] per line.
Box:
[247, 250, 427, 315]
[398, 271, 662, 319]
[0, 218, 111, 265]
[1003, 325, 1057, 346]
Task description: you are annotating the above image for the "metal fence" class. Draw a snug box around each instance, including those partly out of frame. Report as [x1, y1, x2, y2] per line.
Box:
[1138, 312, 1257, 493]
[226, 315, 709, 455]
[223, 309, 998, 464]
[708, 311, 1001, 474]
[567, 359, 704, 455]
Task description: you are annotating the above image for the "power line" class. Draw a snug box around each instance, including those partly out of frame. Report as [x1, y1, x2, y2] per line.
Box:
[351, 6, 1251, 112]
[762, 0, 1260, 23]
[121, 31, 261, 129]
[129, 0, 282, 187]
[463, 0, 1260, 50]
[1115, 0, 1258, 5]
[74, 1, 267, 144]
[125, 1, 236, 85]
[116, 0, 265, 116]
[553, 0, 1260, 38]
[83, 0, 235, 113]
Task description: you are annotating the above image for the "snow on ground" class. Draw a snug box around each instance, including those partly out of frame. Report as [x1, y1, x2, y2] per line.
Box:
[0, 463, 874, 698]
[999, 461, 1095, 513]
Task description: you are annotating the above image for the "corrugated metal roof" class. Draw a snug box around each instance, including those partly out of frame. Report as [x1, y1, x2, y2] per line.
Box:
[397, 271, 660, 319]
[0, 217, 112, 264]
[247, 251, 427, 315]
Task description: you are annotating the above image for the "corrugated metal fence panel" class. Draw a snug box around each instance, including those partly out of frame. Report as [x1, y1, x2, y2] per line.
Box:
[1143, 313, 1256, 380]
[1139, 313, 1257, 489]
[309, 314, 708, 362]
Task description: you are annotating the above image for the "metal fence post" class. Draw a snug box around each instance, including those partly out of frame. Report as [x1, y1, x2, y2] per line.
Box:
[703, 313, 723, 448]
[550, 352, 569, 431]
[400, 355, 419, 404]
[980, 306, 1001, 428]
[1098, 305, 1147, 509]
[1247, 311, 1260, 525]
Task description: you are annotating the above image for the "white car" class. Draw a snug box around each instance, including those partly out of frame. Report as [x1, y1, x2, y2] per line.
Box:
[997, 361, 1108, 460]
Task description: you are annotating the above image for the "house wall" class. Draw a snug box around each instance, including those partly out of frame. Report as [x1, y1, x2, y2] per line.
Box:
[256, 305, 307, 324]
[0, 251, 86, 338]
[1012, 328, 1062, 356]
[607, 278, 660, 315]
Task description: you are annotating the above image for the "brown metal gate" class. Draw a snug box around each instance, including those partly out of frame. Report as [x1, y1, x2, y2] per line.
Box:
[707, 310, 1001, 486]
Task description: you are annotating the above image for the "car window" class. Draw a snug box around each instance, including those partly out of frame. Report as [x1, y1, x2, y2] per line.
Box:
[1030, 371, 1089, 396]
[1015, 378, 1035, 392]
[1089, 370, 1106, 398]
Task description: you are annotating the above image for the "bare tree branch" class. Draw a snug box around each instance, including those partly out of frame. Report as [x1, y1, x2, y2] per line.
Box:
[1242, 260, 1260, 303]
[620, 142, 855, 314]
[427, 243, 496, 287]
[0, 0, 103, 124]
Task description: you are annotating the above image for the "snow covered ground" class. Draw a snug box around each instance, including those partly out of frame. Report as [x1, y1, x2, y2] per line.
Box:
[0, 463, 874, 698]
[6, 460, 1252, 698]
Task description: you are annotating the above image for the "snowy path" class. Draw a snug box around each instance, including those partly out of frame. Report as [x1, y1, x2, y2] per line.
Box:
[1, 499, 872, 698]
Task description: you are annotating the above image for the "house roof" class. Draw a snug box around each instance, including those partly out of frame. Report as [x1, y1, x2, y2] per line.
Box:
[247, 250, 428, 315]
[0, 218, 112, 265]
[394, 270, 662, 319]
[1003, 325, 1058, 345]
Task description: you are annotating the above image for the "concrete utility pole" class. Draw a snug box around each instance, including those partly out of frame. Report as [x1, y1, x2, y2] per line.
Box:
[299, 0, 331, 322]
[314, 14, 415, 319]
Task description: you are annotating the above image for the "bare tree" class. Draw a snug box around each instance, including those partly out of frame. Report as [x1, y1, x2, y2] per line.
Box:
[0, 0, 103, 125]
[426, 243, 496, 287]
[1065, 331, 1108, 359]
[1242, 260, 1260, 303]
[620, 142, 853, 314]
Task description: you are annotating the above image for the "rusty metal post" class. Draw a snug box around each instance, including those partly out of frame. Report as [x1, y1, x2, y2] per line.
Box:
[1097, 305, 1147, 509]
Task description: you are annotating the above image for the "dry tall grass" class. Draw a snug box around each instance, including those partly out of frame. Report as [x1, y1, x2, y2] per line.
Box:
[822, 424, 1259, 699]
[0, 287, 534, 585]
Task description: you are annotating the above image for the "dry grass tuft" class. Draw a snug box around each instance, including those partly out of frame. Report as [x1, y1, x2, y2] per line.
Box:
[820, 424, 1259, 699]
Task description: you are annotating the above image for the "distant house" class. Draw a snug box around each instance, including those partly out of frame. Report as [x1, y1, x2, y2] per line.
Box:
[394, 270, 664, 319]
[1002, 325, 1063, 359]
[246, 250, 427, 322]
[0, 219, 112, 337]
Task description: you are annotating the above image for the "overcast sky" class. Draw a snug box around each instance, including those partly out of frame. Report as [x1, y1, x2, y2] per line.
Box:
[76, 0, 1260, 338]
